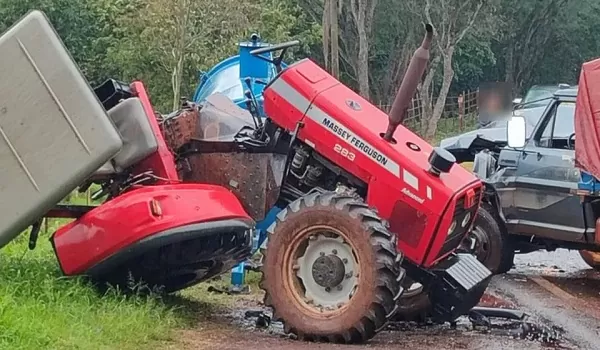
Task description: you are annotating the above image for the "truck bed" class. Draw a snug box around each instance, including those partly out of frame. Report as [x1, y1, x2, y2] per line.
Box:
[0, 11, 122, 248]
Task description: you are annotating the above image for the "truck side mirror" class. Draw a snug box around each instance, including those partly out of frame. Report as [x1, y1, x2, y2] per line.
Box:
[507, 115, 526, 148]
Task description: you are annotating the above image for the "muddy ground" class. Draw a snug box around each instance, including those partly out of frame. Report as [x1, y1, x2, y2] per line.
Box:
[166, 250, 600, 350]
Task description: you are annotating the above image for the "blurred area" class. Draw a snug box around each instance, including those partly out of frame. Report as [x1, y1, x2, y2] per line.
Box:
[477, 82, 513, 128]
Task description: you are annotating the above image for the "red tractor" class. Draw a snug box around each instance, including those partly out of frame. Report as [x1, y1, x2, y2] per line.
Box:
[0, 11, 490, 343]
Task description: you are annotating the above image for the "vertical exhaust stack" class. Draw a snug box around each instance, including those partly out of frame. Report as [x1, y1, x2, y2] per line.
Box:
[383, 23, 434, 142]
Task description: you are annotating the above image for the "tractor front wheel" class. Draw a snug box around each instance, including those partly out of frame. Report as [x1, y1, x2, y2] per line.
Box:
[260, 191, 405, 343]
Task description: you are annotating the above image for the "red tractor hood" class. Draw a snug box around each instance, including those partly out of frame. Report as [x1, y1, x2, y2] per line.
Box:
[575, 57, 600, 178]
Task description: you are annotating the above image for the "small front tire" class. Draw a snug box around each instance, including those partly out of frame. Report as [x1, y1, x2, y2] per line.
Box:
[463, 203, 514, 274]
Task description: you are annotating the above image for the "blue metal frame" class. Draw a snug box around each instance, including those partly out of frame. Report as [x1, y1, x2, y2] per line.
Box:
[193, 35, 288, 291]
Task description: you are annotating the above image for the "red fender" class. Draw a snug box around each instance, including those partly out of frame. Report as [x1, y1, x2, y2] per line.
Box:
[51, 183, 253, 275]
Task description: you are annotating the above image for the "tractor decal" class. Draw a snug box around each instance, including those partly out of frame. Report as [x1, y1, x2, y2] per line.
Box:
[268, 76, 402, 177]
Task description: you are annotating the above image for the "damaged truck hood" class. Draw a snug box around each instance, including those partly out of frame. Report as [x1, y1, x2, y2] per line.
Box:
[439, 107, 545, 162]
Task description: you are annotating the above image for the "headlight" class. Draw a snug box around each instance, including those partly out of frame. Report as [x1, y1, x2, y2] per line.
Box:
[447, 220, 457, 236]
[461, 212, 472, 228]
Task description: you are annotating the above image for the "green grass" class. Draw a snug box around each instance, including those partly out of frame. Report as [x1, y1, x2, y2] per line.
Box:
[0, 231, 183, 350]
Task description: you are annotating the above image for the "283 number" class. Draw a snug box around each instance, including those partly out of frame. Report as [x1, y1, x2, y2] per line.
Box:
[334, 144, 356, 161]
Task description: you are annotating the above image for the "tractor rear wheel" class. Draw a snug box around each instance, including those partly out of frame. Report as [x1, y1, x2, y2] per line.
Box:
[579, 250, 600, 270]
[260, 191, 405, 343]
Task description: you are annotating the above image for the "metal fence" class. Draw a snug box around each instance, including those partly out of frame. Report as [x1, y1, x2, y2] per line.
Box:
[378, 90, 480, 139]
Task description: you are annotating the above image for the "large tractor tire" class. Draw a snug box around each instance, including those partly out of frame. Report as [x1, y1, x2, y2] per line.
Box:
[579, 250, 600, 270]
[462, 203, 514, 275]
[260, 191, 405, 343]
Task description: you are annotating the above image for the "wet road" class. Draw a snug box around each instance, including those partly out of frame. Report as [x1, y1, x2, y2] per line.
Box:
[174, 249, 600, 350]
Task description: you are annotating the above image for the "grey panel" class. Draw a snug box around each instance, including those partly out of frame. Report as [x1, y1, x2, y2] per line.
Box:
[0, 11, 123, 248]
[109, 97, 158, 171]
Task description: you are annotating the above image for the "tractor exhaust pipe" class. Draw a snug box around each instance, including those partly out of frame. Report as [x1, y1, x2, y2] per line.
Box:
[383, 23, 433, 142]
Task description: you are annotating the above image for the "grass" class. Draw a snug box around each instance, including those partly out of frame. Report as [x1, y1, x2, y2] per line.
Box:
[0, 229, 182, 350]
[0, 190, 259, 350]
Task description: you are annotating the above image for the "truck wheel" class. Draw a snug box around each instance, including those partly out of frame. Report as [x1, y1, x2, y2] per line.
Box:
[579, 250, 600, 270]
[259, 191, 405, 343]
[463, 203, 514, 274]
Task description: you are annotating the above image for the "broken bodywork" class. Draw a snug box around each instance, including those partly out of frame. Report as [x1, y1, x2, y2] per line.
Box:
[0, 11, 254, 293]
[438, 59, 600, 275]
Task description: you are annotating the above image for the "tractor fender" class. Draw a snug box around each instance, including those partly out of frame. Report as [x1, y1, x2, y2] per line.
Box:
[51, 183, 253, 275]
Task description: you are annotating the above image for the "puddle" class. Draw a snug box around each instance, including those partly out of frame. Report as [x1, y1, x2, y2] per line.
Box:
[512, 249, 590, 276]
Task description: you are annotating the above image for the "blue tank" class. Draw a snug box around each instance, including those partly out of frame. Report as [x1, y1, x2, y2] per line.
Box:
[192, 34, 288, 118]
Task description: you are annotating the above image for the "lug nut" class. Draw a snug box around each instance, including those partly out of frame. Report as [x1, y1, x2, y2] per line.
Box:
[320, 252, 325, 257]
[325, 287, 331, 292]
[342, 258, 348, 264]
[337, 285, 343, 291]
[345, 272, 353, 279]
[332, 249, 338, 255]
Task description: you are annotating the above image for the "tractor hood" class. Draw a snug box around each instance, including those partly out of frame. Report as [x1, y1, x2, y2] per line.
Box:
[440, 107, 545, 162]
[575, 57, 600, 180]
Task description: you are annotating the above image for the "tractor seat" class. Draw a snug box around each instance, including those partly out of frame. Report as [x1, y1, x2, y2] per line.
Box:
[91, 97, 158, 178]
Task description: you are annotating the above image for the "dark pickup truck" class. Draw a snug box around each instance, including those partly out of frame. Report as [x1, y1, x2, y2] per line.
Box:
[442, 84, 600, 274]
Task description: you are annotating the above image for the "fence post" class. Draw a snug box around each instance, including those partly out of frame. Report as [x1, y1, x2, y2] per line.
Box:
[458, 92, 464, 131]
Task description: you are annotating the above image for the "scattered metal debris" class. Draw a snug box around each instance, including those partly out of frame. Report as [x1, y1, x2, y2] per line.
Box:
[244, 310, 271, 328]
[468, 307, 563, 346]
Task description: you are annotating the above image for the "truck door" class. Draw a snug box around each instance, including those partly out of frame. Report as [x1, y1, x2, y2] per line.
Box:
[512, 100, 587, 242]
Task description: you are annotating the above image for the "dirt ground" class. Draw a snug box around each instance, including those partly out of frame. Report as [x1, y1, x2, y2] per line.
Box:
[165, 249, 600, 350]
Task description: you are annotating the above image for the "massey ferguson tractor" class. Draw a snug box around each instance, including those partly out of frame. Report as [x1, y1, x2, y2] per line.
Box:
[0, 11, 491, 344]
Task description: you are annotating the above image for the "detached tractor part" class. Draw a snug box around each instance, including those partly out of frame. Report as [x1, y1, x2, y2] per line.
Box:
[0, 11, 254, 294]
[260, 191, 403, 342]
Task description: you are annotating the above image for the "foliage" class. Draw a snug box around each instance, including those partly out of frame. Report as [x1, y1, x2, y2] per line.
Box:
[0, 220, 181, 349]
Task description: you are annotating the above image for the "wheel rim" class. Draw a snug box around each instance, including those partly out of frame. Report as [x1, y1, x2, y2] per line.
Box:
[284, 226, 360, 315]
[463, 226, 490, 263]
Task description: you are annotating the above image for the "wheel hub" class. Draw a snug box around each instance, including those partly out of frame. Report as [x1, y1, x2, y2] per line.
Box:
[312, 254, 346, 288]
[464, 226, 490, 261]
[295, 233, 359, 310]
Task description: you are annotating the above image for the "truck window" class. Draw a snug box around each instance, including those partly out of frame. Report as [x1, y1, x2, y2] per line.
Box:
[535, 101, 575, 149]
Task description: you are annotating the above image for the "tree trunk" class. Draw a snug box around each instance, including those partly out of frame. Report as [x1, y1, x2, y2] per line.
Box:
[419, 56, 440, 137]
[171, 0, 190, 111]
[330, 0, 340, 78]
[505, 41, 515, 94]
[323, 0, 331, 70]
[424, 48, 454, 141]
[356, 25, 369, 99]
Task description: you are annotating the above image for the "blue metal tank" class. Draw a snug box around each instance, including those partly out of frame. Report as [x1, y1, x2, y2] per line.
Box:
[192, 34, 287, 117]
